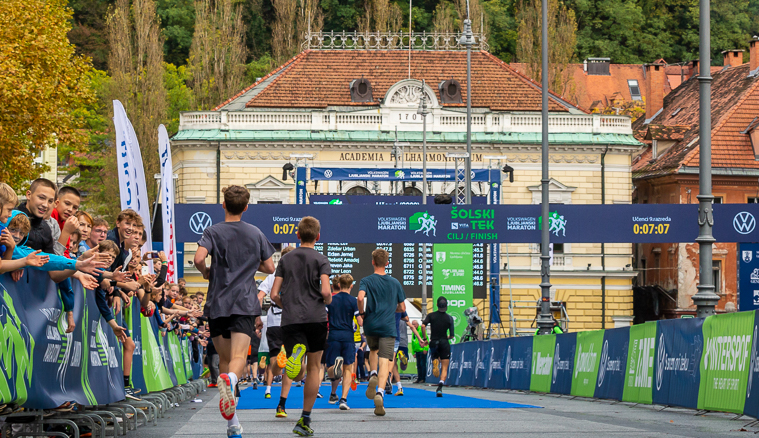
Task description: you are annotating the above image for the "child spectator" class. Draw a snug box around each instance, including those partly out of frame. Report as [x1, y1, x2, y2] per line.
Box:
[76, 211, 93, 252]
[270, 216, 332, 436]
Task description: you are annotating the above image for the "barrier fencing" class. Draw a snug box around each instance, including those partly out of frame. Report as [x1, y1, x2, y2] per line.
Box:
[0, 270, 203, 410]
[445, 311, 759, 417]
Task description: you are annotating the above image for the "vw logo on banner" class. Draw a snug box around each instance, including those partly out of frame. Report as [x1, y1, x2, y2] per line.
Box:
[189, 212, 213, 235]
[324, 169, 333, 178]
[734, 211, 756, 234]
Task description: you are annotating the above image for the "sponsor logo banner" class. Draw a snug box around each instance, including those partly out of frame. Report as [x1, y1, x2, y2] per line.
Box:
[744, 311, 759, 418]
[530, 335, 556, 393]
[651, 318, 703, 409]
[621, 322, 656, 404]
[595, 327, 630, 401]
[571, 330, 604, 397]
[550, 332, 577, 395]
[698, 312, 753, 414]
[432, 244, 473, 344]
[505, 336, 532, 391]
[739, 244, 759, 311]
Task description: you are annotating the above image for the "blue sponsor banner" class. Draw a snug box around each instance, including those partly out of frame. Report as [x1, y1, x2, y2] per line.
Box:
[473, 341, 489, 388]
[175, 203, 734, 244]
[550, 332, 577, 395]
[739, 243, 759, 311]
[594, 327, 630, 400]
[129, 299, 148, 394]
[486, 339, 507, 389]
[745, 311, 759, 418]
[310, 167, 491, 182]
[295, 167, 307, 205]
[451, 341, 477, 386]
[504, 336, 532, 390]
[309, 194, 487, 205]
[652, 318, 703, 409]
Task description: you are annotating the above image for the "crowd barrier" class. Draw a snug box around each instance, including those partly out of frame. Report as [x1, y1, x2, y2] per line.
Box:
[0, 270, 203, 410]
[446, 311, 759, 416]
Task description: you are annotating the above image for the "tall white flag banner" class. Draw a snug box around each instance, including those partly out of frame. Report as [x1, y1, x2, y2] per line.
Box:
[113, 100, 153, 261]
[158, 125, 177, 283]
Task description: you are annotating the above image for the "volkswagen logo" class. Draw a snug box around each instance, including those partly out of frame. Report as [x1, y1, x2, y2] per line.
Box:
[504, 346, 512, 382]
[189, 212, 213, 235]
[552, 343, 561, 385]
[734, 211, 756, 234]
[324, 169, 333, 178]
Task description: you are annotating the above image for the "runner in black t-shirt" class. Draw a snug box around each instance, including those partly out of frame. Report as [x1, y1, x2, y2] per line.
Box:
[421, 296, 455, 397]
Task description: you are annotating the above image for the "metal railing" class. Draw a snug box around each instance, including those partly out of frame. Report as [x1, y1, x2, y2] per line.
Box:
[302, 30, 489, 52]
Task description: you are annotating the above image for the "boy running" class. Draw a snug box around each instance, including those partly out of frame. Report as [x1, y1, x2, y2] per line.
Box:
[194, 186, 276, 438]
[325, 274, 361, 410]
[422, 296, 455, 397]
[357, 248, 406, 416]
[270, 217, 331, 437]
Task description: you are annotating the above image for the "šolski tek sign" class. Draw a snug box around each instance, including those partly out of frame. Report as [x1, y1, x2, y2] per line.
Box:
[175, 203, 759, 244]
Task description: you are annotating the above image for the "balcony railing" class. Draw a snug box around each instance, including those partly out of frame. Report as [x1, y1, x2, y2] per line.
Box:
[179, 110, 633, 135]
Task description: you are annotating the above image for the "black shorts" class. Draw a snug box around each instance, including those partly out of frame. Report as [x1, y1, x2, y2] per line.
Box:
[282, 322, 328, 355]
[429, 339, 451, 360]
[209, 314, 257, 339]
[267, 326, 284, 356]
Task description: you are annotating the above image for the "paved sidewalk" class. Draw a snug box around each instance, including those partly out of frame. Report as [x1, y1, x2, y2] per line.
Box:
[166, 383, 759, 437]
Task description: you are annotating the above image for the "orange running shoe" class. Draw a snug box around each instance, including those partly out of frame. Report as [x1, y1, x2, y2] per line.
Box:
[276, 348, 287, 369]
[351, 373, 358, 391]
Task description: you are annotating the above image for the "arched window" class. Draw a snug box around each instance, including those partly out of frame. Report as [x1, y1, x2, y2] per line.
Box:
[346, 185, 371, 195]
[402, 186, 422, 196]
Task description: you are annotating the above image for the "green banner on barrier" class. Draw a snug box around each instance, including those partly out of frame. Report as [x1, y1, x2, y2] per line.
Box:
[140, 316, 173, 391]
[531, 335, 556, 393]
[571, 330, 604, 397]
[168, 333, 188, 385]
[182, 338, 193, 378]
[432, 243, 473, 343]
[0, 288, 34, 405]
[698, 312, 753, 414]
[622, 321, 656, 404]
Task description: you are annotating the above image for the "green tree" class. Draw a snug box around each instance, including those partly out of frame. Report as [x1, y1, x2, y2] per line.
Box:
[157, 0, 197, 66]
[68, 0, 114, 70]
[0, 0, 94, 189]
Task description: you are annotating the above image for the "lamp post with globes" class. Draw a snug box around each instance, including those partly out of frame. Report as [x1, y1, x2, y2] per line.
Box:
[417, 79, 431, 318]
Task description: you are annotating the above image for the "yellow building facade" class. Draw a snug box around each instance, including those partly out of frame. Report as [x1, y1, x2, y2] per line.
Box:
[171, 38, 641, 334]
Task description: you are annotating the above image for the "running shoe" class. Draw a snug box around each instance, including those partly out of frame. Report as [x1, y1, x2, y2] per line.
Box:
[384, 379, 392, 395]
[217, 373, 236, 420]
[276, 348, 287, 369]
[339, 398, 350, 410]
[251, 381, 258, 390]
[207, 382, 217, 388]
[275, 405, 287, 418]
[436, 383, 443, 397]
[350, 373, 357, 391]
[365, 374, 379, 399]
[286, 344, 306, 380]
[398, 350, 408, 368]
[293, 417, 314, 437]
[334, 356, 344, 379]
[295, 381, 302, 387]
[373, 393, 385, 416]
[124, 387, 141, 401]
[227, 425, 243, 438]
[328, 393, 339, 404]
[259, 355, 267, 370]
[264, 393, 271, 399]
[316, 392, 323, 399]
[433, 359, 440, 378]
[394, 388, 404, 396]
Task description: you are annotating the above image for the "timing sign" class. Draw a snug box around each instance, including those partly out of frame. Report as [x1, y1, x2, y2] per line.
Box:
[310, 167, 491, 182]
[175, 203, 759, 244]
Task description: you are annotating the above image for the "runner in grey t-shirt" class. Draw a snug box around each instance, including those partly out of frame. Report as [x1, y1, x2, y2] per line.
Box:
[194, 186, 275, 438]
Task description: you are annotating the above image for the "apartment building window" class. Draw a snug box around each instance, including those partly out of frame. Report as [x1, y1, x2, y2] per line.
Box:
[713, 260, 722, 294]
[628, 80, 642, 101]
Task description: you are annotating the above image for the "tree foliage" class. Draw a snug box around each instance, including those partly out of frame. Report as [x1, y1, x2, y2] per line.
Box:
[0, 0, 94, 189]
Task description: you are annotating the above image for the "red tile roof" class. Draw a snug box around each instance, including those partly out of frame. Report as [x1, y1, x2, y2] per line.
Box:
[220, 50, 576, 112]
[632, 63, 759, 179]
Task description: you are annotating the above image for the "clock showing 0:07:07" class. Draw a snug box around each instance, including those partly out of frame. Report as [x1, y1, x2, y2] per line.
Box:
[273, 223, 298, 234]
[633, 223, 670, 234]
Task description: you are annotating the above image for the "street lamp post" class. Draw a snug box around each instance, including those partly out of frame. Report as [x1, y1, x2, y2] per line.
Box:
[418, 80, 431, 319]
[692, 0, 719, 316]
[536, 0, 554, 334]
[460, 7, 474, 205]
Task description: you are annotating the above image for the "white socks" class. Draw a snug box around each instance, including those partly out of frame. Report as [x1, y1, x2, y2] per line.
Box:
[228, 372, 239, 388]
[228, 413, 240, 428]
[396, 381, 403, 390]
[265, 386, 271, 394]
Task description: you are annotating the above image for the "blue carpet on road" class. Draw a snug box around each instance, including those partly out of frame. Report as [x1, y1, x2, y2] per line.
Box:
[236, 383, 541, 410]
